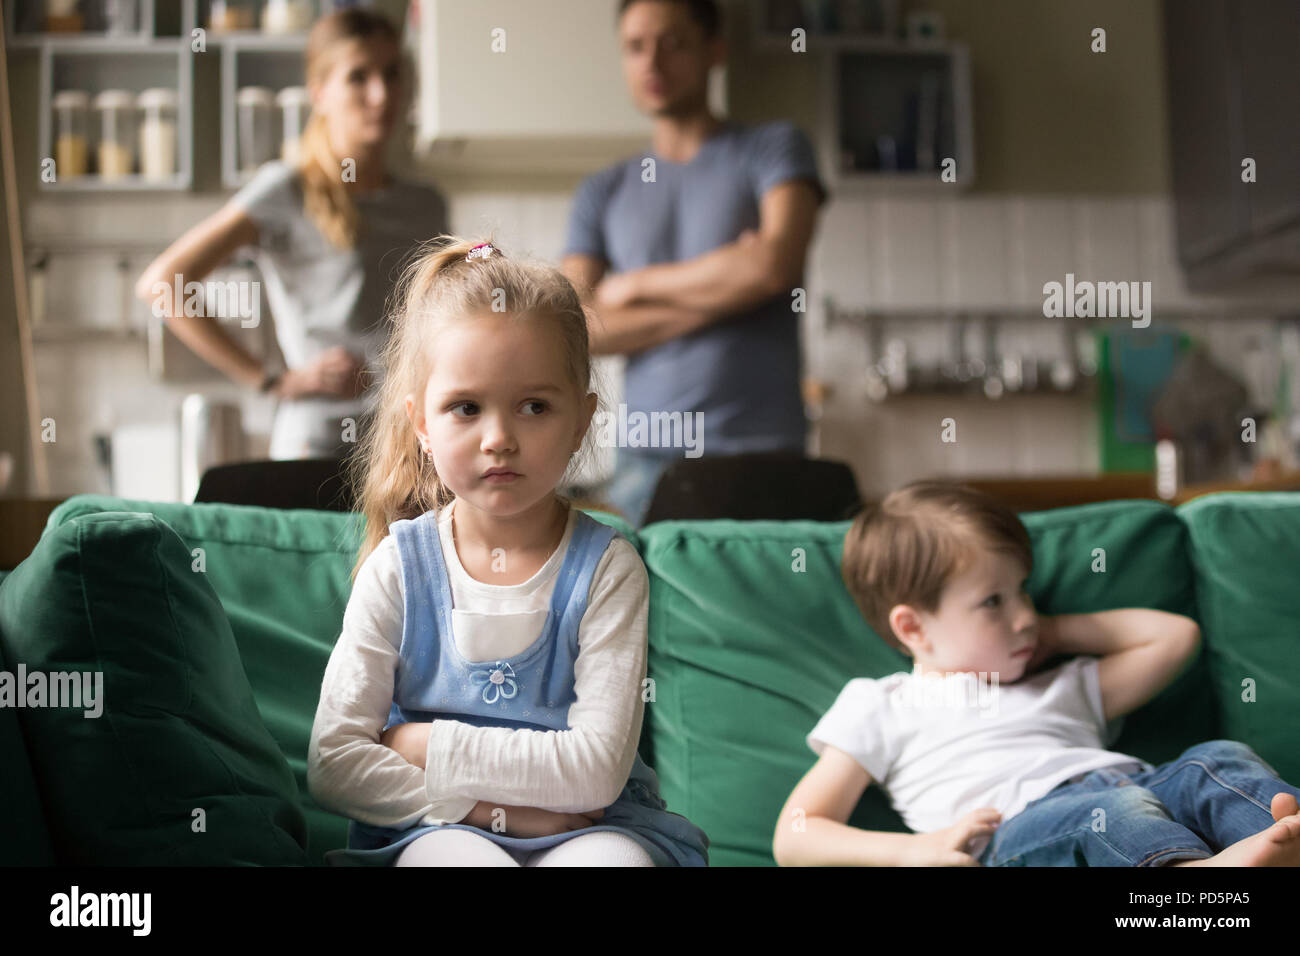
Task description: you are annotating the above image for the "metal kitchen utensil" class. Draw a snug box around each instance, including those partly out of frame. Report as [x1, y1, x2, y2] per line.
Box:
[180, 394, 245, 502]
[983, 317, 1004, 399]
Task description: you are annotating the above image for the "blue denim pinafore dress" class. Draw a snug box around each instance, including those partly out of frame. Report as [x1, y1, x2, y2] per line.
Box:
[325, 506, 709, 866]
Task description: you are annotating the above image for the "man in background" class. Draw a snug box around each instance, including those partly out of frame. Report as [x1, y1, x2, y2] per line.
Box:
[563, 0, 827, 526]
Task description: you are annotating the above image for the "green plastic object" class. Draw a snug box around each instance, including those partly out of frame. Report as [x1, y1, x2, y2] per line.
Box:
[1097, 327, 1192, 473]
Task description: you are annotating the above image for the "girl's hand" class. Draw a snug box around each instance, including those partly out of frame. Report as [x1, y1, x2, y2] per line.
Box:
[903, 808, 1001, 866]
[381, 721, 432, 768]
[467, 802, 605, 839]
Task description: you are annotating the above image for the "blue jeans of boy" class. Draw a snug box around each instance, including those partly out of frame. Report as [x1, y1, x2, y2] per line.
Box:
[978, 740, 1300, 866]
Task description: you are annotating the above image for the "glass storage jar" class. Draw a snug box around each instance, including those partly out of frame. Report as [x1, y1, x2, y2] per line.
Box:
[92, 89, 136, 180]
[53, 90, 91, 178]
[209, 0, 259, 33]
[46, 0, 84, 32]
[138, 88, 178, 181]
[236, 86, 277, 173]
[262, 0, 314, 35]
[275, 86, 310, 165]
[102, 0, 139, 34]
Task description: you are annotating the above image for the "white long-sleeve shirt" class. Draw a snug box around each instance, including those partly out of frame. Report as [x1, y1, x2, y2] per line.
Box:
[307, 500, 649, 830]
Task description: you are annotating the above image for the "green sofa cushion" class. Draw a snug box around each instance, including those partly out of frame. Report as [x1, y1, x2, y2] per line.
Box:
[0, 511, 307, 865]
[1178, 492, 1300, 784]
[639, 500, 1215, 867]
[1023, 500, 1216, 765]
[42, 495, 637, 864]
[0, 628, 56, 864]
[642, 518, 902, 867]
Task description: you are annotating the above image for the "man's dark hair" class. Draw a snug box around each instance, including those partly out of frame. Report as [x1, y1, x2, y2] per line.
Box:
[617, 0, 722, 39]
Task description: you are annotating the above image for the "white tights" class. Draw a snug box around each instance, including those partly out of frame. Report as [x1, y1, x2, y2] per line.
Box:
[395, 828, 656, 867]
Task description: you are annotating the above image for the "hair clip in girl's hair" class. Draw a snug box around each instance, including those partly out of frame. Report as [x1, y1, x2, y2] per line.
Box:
[466, 242, 497, 262]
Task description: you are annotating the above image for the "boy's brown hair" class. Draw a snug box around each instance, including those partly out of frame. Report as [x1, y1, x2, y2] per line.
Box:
[841, 480, 1034, 655]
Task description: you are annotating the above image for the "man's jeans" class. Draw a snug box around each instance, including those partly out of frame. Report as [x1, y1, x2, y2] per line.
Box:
[601, 448, 675, 528]
[978, 740, 1300, 866]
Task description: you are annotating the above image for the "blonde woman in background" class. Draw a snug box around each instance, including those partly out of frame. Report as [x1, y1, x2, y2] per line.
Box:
[137, 9, 448, 461]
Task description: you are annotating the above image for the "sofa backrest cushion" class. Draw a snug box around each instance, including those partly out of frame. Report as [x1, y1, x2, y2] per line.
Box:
[0, 630, 56, 864]
[40, 495, 636, 864]
[1178, 492, 1300, 784]
[1024, 500, 1215, 764]
[638, 500, 1213, 867]
[0, 511, 308, 864]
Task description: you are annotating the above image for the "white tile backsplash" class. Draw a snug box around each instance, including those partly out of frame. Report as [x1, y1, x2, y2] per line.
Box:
[809, 197, 872, 304]
[940, 198, 1009, 308]
[876, 198, 942, 308]
[1007, 197, 1076, 309]
[27, 186, 1299, 500]
[798, 191, 1298, 496]
[1074, 198, 1142, 285]
[1136, 197, 1198, 311]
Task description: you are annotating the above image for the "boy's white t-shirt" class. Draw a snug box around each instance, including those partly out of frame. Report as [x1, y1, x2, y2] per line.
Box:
[806, 657, 1155, 856]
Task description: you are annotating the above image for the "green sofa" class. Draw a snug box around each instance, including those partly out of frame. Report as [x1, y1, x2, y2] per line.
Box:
[2, 491, 1297, 866]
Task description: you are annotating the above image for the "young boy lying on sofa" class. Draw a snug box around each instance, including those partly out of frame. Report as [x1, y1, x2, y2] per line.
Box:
[773, 480, 1300, 867]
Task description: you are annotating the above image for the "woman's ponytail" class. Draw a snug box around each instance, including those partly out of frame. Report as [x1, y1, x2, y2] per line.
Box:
[297, 9, 400, 249]
[298, 110, 358, 248]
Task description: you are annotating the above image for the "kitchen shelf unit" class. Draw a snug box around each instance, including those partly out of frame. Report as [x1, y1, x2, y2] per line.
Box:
[11, 2, 366, 193]
[195, 2, 374, 189]
[4, 0, 160, 45]
[749, 0, 901, 52]
[219, 33, 306, 189]
[747, 3, 973, 190]
[818, 41, 974, 190]
[12, 1, 191, 192]
[38, 39, 194, 192]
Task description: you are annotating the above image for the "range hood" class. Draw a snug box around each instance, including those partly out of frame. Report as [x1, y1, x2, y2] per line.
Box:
[409, 0, 725, 179]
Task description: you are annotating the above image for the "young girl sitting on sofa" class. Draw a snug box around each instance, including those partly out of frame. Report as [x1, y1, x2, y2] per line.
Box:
[307, 236, 708, 866]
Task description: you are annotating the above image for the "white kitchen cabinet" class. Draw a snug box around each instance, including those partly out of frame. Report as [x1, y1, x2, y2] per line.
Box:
[414, 0, 727, 174]
[819, 42, 974, 191]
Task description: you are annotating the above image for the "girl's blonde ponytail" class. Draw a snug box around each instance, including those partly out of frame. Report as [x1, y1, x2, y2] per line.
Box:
[345, 236, 505, 581]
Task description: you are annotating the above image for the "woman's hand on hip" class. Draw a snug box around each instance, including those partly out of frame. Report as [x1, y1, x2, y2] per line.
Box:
[275, 346, 368, 399]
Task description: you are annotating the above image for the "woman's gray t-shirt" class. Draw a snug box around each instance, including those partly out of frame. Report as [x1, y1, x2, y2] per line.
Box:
[230, 161, 449, 459]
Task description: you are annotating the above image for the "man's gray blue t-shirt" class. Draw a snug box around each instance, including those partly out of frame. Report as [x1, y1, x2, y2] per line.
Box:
[564, 120, 827, 458]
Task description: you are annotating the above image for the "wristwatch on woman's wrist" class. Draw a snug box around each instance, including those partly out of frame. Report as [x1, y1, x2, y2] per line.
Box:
[258, 368, 283, 395]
